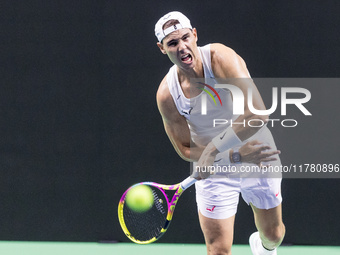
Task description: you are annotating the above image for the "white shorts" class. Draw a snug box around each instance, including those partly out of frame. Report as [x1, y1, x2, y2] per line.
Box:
[195, 176, 282, 219]
[195, 125, 282, 219]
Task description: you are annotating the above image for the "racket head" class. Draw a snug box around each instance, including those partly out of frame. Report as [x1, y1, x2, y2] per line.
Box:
[118, 182, 178, 244]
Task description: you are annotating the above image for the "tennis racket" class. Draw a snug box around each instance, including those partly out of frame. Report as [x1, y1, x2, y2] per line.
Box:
[118, 176, 197, 244]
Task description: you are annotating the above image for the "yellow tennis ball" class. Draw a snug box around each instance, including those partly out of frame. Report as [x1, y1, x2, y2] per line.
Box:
[125, 185, 154, 213]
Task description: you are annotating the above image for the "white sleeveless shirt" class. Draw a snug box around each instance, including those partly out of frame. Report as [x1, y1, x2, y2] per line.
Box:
[166, 43, 281, 183]
[166, 44, 239, 146]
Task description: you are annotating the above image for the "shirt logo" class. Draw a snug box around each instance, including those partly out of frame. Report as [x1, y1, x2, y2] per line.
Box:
[181, 107, 193, 116]
[197, 82, 223, 106]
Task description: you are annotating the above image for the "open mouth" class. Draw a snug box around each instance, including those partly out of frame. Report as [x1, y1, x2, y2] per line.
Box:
[181, 53, 192, 63]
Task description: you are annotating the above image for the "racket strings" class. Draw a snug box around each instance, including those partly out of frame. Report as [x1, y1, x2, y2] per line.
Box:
[123, 186, 168, 241]
[152, 189, 166, 214]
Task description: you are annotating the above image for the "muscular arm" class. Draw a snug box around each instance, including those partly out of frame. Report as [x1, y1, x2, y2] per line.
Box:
[194, 44, 277, 177]
[211, 43, 268, 140]
[156, 76, 205, 162]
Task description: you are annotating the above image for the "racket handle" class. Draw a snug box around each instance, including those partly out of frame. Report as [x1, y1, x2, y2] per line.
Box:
[180, 176, 197, 190]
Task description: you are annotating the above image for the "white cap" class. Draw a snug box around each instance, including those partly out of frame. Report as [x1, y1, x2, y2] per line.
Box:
[154, 11, 192, 42]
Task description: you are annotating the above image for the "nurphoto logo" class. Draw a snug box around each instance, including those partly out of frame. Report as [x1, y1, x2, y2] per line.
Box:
[199, 83, 312, 128]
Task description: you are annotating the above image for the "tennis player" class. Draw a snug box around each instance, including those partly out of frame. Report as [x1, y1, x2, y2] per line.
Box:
[155, 11, 285, 255]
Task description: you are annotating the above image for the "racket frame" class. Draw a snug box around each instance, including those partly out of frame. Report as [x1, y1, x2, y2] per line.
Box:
[118, 176, 196, 244]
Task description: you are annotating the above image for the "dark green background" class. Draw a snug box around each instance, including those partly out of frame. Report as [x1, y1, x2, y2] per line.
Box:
[0, 0, 339, 245]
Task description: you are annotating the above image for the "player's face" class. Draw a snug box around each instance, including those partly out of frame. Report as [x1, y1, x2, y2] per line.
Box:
[157, 28, 198, 70]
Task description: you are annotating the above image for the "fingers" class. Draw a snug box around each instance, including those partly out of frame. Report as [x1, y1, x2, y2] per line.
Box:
[259, 149, 281, 162]
[261, 150, 281, 157]
[261, 157, 278, 162]
[251, 141, 278, 153]
[247, 140, 280, 154]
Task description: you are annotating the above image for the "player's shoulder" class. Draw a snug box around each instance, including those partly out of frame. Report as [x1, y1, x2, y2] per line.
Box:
[210, 43, 248, 78]
[156, 75, 176, 114]
[210, 43, 236, 54]
[210, 43, 240, 66]
[156, 75, 170, 103]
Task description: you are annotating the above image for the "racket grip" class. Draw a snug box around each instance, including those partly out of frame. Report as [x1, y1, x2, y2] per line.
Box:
[180, 176, 197, 190]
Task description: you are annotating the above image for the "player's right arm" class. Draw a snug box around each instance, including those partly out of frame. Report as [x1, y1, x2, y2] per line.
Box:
[156, 76, 205, 162]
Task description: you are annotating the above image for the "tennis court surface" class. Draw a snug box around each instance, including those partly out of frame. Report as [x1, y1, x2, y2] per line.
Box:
[1, 242, 339, 255]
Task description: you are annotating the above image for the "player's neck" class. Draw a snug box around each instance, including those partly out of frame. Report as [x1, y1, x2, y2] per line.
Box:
[176, 57, 204, 98]
[177, 56, 204, 83]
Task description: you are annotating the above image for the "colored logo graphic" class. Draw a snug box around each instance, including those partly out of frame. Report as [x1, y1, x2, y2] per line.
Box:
[197, 82, 223, 106]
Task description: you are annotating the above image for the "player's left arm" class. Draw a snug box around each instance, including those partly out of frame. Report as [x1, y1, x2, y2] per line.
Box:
[211, 43, 268, 141]
[195, 43, 269, 170]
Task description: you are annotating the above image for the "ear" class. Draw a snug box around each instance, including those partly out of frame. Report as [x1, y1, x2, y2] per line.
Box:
[192, 28, 198, 43]
[157, 42, 167, 55]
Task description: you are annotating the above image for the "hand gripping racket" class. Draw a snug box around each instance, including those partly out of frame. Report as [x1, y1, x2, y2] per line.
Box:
[118, 176, 197, 244]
